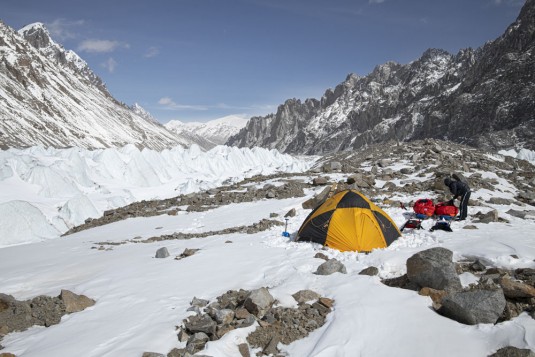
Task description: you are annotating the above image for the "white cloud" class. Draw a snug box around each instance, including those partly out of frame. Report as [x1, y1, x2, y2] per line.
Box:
[46, 19, 85, 41]
[101, 58, 117, 73]
[78, 39, 129, 53]
[144, 47, 160, 58]
[158, 97, 208, 111]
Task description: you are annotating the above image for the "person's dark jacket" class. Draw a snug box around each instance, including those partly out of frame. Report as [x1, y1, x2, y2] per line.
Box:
[446, 180, 470, 200]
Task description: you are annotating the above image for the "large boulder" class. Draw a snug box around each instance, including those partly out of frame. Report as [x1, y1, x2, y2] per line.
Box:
[406, 247, 462, 291]
[60, 289, 96, 313]
[438, 287, 506, 325]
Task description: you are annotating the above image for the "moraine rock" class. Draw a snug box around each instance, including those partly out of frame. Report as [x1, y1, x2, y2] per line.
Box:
[406, 247, 462, 291]
[315, 258, 347, 275]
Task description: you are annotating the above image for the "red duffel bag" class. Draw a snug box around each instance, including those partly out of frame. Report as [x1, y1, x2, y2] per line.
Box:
[435, 202, 458, 217]
[413, 199, 435, 217]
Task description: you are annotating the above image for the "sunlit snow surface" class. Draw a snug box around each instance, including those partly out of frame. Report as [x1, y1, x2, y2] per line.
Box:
[0, 146, 534, 357]
[0, 144, 315, 247]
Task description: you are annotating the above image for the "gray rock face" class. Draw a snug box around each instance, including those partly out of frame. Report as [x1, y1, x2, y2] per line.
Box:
[227, 0, 535, 154]
[439, 287, 506, 325]
[406, 247, 462, 291]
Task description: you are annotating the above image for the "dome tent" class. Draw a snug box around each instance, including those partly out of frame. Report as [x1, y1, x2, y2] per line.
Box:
[296, 189, 401, 252]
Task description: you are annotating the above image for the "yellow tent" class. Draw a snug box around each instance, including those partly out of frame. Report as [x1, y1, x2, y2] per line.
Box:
[296, 189, 401, 252]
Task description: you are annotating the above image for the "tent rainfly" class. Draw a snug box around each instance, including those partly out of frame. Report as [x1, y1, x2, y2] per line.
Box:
[296, 189, 401, 252]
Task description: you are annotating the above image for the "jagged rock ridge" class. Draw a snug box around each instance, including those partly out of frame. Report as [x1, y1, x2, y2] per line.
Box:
[0, 22, 191, 150]
[227, 0, 535, 154]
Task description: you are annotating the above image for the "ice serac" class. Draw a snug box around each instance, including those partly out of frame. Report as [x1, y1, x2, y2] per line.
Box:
[0, 22, 191, 150]
[227, 0, 535, 154]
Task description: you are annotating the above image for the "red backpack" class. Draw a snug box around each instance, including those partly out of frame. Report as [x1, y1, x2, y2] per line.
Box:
[435, 202, 458, 217]
[413, 199, 435, 217]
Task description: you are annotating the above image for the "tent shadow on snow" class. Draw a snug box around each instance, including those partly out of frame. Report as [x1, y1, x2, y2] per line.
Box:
[295, 189, 401, 252]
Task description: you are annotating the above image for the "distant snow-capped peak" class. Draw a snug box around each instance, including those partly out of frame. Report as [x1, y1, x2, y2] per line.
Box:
[165, 115, 249, 149]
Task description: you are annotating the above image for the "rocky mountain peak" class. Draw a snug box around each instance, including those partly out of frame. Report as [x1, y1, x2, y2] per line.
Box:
[18, 22, 52, 49]
[227, 0, 535, 154]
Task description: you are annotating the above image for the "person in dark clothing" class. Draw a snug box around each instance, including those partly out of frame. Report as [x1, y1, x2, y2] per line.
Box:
[444, 177, 471, 221]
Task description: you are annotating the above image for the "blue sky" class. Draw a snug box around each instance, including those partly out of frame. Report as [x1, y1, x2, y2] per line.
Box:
[2, 0, 525, 123]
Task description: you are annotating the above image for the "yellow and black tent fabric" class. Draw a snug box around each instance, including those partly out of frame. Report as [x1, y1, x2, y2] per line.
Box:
[296, 189, 401, 252]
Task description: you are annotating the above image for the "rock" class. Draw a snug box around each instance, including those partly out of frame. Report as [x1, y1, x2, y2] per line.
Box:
[284, 208, 296, 217]
[400, 167, 413, 175]
[499, 276, 535, 299]
[438, 287, 506, 325]
[315, 258, 347, 275]
[0, 353, 17, 357]
[191, 297, 209, 308]
[155, 247, 170, 258]
[506, 209, 532, 219]
[312, 177, 328, 186]
[186, 332, 210, 354]
[475, 209, 500, 223]
[406, 247, 462, 291]
[314, 252, 329, 260]
[235, 307, 251, 320]
[142, 353, 165, 357]
[470, 260, 486, 272]
[489, 346, 535, 357]
[238, 343, 251, 357]
[244, 287, 274, 318]
[262, 335, 280, 356]
[419, 287, 448, 308]
[488, 197, 514, 205]
[463, 225, 478, 230]
[318, 297, 334, 309]
[184, 314, 217, 335]
[359, 266, 379, 276]
[177, 328, 189, 342]
[60, 290, 95, 313]
[214, 309, 235, 325]
[292, 290, 321, 304]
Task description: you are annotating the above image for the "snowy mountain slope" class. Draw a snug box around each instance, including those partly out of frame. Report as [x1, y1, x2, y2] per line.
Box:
[0, 141, 534, 356]
[228, 0, 535, 154]
[166, 115, 249, 150]
[0, 22, 191, 150]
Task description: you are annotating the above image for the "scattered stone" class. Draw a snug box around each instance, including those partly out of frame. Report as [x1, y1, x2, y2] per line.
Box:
[0, 290, 94, 337]
[191, 297, 209, 308]
[238, 343, 251, 357]
[474, 209, 500, 223]
[292, 290, 321, 304]
[463, 225, 478, 230]
[488, 197, 514, 205]
[174, 288, 332, 356]
[419, 287, 448, 308]
[284, 208, 296, 217]
[314, 252, 329, 261]
[60, 289, 95, 313]
[175, 248, 200, 260]
[142, 353, 165, 357]
[155, 247, 170, 258]
[359, 266, 379, 276]
[315, 258, 347, 275]
[489, 346, 535, 357]
[470, 260, 486, 272]
[499, 276, 535, 299]
[312, 177, 328, 186]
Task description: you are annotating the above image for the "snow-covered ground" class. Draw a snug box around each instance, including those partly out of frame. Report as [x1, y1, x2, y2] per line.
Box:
[0, 145, 534, 357]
